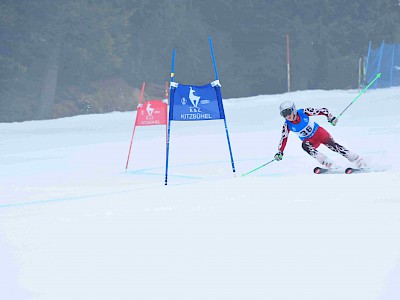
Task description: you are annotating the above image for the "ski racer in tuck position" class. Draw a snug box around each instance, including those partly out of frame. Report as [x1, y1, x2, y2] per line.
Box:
[274, 101, 366, 169]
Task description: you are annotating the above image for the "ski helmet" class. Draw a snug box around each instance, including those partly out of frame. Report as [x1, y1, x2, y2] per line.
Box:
[279, 101, 297, 117]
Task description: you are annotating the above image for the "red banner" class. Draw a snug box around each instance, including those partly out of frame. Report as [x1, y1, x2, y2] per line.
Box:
[135, 100, 167, 126]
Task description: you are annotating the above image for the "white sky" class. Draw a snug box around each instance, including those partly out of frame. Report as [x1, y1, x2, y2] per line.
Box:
[1, 86, 400, 299]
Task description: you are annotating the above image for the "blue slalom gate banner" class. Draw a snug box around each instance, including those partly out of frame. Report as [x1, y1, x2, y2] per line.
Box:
[164, 37, 236, 185]
[169, 81, 224, 121]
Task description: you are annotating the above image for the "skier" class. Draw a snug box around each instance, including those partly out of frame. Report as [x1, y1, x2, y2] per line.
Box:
[274, 101, 366, 169]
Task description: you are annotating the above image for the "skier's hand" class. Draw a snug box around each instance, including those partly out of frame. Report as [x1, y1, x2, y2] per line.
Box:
[328, 115, 338, 126]
[274, 151, 283, 161]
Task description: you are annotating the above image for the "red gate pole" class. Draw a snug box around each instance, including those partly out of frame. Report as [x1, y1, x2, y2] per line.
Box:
[125, 82, 146, 171]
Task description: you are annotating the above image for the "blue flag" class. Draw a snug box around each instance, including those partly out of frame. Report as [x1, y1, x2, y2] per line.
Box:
[169, 82, 225, 121]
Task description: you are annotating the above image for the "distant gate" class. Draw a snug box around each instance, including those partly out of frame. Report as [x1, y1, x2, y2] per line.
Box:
[364, 41, 400, 89]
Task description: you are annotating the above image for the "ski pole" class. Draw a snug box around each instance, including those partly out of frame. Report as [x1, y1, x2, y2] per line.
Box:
[241, 159, 276, 177]
[331, 72, 381, 125]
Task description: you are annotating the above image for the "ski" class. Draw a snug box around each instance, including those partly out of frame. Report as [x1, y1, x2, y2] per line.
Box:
[313, 167, 330, 174]
[314, 166, 368, 174]
[313, 167, 343, 174]
[345, 167, 366, 174]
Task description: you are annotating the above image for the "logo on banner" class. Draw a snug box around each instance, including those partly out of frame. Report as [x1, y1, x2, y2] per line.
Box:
[189, 87, 201, 112]
[179, 87, 212, 120]
[146, 102, 154, 116]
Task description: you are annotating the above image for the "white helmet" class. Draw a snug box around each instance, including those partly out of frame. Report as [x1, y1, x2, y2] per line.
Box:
[279, 101, 296, 117]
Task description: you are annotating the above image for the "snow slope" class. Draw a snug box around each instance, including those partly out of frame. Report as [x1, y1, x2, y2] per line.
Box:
[1, 87, 400, 299]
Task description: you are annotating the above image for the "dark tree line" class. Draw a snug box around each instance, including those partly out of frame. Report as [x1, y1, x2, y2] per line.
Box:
[1, 0, 399, 122]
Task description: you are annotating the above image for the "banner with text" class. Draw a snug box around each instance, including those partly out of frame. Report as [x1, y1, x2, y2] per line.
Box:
[135, 100, 168, 126]
[169, 82, 224, 121]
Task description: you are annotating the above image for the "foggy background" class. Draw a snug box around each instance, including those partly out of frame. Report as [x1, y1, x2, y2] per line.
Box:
[1, 0, 399, 122]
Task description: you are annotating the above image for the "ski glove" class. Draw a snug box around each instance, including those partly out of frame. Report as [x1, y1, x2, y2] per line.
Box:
[328, 115, 338, 126]
[274, 151, 283, 161]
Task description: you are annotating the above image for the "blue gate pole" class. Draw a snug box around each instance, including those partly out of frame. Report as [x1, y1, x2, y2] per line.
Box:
[390, 44, 395, 87]
[365, 41, 372, 88]
[208, 36, 220, 80]
[397, 45, 400, 86]
[375, 41, 385, 89]
[164, 49, 176, 185]
[208, 36, 236, 175]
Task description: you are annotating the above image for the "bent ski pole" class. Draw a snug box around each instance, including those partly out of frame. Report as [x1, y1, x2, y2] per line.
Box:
[332, 73, 381, 124]
[241, 159, 276, 177]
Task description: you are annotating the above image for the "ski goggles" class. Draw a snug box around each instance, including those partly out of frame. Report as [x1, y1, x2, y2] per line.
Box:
[281, 108, 293, 117]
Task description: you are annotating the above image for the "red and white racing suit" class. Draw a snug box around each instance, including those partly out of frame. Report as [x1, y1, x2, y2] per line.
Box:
[278, 107, 359, 164]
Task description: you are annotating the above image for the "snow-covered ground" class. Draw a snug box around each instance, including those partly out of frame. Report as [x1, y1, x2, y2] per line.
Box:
[1, 87, 400, 300]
